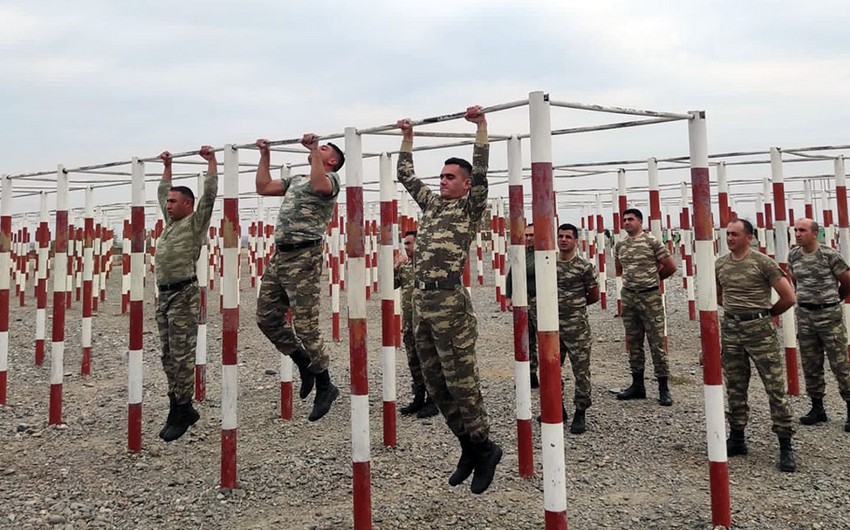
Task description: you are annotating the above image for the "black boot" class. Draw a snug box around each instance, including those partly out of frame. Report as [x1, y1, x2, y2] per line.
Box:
[535, 403, 568, 424]
[448, 434, 475, 486]
[845, 401, 850, 433]
[160, 400, 200, 442]
[616, 371, 646, 400]
[569, 409, 586, 435]
[658, 377, 673, 407]
[726, 428, 748, 456]
[530, 371, 540, 389]
[777, 436, 796, 472]
[308, 370, 339, 422]
[799, 396, 828, 425]
[159, 393, 178, 439]
[416, 397, 439, 419]
[399, 388, 425, 416]
[290, 348, 315, 400]
[470, 438, 503, 494]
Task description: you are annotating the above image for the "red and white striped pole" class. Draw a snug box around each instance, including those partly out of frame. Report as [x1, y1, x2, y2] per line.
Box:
[507, 134, 533, 478]
[494, 199, 505, 307]
[280, 309, 293, 420]
[688, 111, 731, 529]
[530, 90, 567, 529]
[81, 187, 94, 376]
[476, 227, 484, 285]
[393, 193, 402, 349]
[498, 201, 507, 311]
[763, 179, 776, 261]
[339, 214, 346, 292]
[822, 186, 835, 249]
[0, 177, 11, 405]
[770, 148, 800, 396]
[196, 172, 210, 402]
[804, 180, 814, 220]
[345, 127, 372, 530]
[35, 192, 49, 366]
[379, 152, 397, 449]
[50, 167, 69, 425]
[93, 212, 104, 309]
[221, 144, 240, 489]
[648, 159, 669, 350]
[128, 158, 145, 452]
[614, 178, 625, 316]
[755, 196, 767, 255]
[717, 162, 729, 256]
[833, 156, 850, 360]
[74, 223, 83, 303]
[364, 205, 372, 301]
[121, 206, 131, 314]
[595, 194, 607, 310]
[330, 203, 341, 342]
[681, 183, 696, 321]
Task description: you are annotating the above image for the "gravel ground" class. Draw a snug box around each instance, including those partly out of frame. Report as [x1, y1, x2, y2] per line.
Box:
[1, 251, 849, 530]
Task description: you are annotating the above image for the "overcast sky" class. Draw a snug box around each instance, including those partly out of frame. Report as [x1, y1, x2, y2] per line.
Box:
[3, 1, 850, 222]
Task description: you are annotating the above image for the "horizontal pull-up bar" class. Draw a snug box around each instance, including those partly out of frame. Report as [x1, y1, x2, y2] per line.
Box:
[548, 100, 693, 120]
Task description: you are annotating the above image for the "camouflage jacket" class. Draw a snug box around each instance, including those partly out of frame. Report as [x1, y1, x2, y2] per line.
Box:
[788, 244, 849, 304]
[394, 260, 414, 319]
[557, 253, 598, 315]
[275, 172, 340, 244]
[614, 231, 669, 290]
[716, 249, 784, 312]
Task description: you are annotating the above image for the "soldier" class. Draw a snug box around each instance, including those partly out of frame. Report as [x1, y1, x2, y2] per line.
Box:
[395, 230, 438, 418]
[255, 134, 344, 422]
[396, 106, 501, 495]
[156, 147, 218, 442]
[716, 218, 798, 472]
[505, 221, 538, 388]
[614, 208, 677, 406]
[788, 218, 850, 432]
[556, 223, 600, 434]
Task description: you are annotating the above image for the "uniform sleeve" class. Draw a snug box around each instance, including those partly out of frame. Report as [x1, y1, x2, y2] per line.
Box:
[158, 179, 171, 219]
[397, 145, 434, 211]
[584, 261, 599, 289]
[651, 235, 671, 260]
[466, 135, 490, 222]
[613, 241, 620, 262]
[761, 254, 785, 286]
[192, 170, 219, 239]
[394, 265, 402, 290]
[280, 174, 293, 195]
[786, 249, 797, 276]
[325, 171, 341, 199]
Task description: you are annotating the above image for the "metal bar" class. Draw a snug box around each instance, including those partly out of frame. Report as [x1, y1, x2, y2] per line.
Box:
[356, 98, 530, 135]
[548, 99, 692, 120]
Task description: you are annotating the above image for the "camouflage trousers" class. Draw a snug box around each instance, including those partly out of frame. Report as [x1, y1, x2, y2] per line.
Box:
[621, 288, 669, 378]
[256, 245, 328, 373]
[796, 305, 850, 401]
[156, 282, 200, 405]
[413, 286, 489, 442]
[721, 315, 795, 437]
[402, 309, 425, 395]
[559, 306, 592, 411]
[528, 298, 538, 372]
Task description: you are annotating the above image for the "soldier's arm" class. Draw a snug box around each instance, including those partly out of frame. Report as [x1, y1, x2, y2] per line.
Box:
[396, 119, 433, 210]
[301, 133, 334, 196]
[837, 270, 850, 299]
[716, 281, 723, 307]
[657, 255, 677, 280]
[466, 107, 489, 221]
[255, 139, 287, 196]
[770, 277, 796, 316]
[586, 285, 600, 306]
[158, 151, 172, 218]
[194, 146, 219, 235]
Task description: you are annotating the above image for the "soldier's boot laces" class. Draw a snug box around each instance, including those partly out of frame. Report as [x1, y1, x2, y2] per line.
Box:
[448, 435, 475, 487]
[799, 397, 828, 425]
[726, 428, 748, 456]
[616, 371, 646, 400]
[416, 396, 439, 419]
[845, 401, 850, 433]
[160, 401, 200, 442]
[159, 393, 178, 439]
[290, 348, 315, 400]
[469, 438, 503, 495]
[308, 370, 339, 422]
[777, 436, 797, 473]
[569, 409, 586, 435]
[399, 388, 425, 416]
[658, 377, 674, 407]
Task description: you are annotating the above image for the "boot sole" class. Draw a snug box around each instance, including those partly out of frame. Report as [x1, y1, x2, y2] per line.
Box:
[799, 416, 828, 425]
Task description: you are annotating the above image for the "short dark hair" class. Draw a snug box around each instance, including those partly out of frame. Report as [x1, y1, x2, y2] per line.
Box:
[443, 157, 473, 178]
[169, 186, 195, 202]
[404, 230, 417, 238]
[623, 208, 643, 221]
[809, 220, 820, 233]
[558, 223, 578, 238]
[732, 218, 755, 235]
[327, 142, 345, 172]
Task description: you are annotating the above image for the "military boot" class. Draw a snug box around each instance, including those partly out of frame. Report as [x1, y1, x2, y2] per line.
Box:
[399, 388, 425, 416]
[799, 396, 828, 425]
[448, 434, 475, 486]
[777, 436, 796, 472]
[416, 396, 439, 419]
[569, 409, 586, 435]
[469, 438, 503, 494]
[290, 348, 315, 399]
[726, 428, 748, 456]
[160, 400, 200, 442]
[159, 393, 178, 439]
[658, 377, 673, 407]
[308, 370, 339, 422]
[845, 400, 850, 433]
[616, 371, 646, 400]
[535, 403, 568, 424]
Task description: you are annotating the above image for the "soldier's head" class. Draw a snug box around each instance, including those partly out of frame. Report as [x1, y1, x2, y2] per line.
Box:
[440, 157, 473, 200]
[309, 142, 345, 172]
[622, 208, 644, 236]
[524, 222, 534, 250]
[403, 230, 416, 258]
[726, 219, 754, 253]
[166, 186, 195, 221]
[558, 223, 579, 254]
[794, 218, 819, 251]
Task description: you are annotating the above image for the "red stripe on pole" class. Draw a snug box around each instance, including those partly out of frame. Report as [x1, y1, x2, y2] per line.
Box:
[516, 419, 533, 477]
[353, 461, 372, 530]
[513, 308, 529, 362]
[128, 402, 142, 452]
[544, 510, 568, 530]
[708, 461, 731, 528]
[221, 308, 239, 365]
[221, 429, 237, 488]
[349, 319, 368, 395]
[537, 332, 562, 423]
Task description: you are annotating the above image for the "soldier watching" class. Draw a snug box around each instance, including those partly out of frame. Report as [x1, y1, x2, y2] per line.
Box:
[506, 221, 539, 389]
[254, 134, 344, 422]
[788, 218, 850, 432]
[716, 218, 798, 472]
[155, 147, 218, 442]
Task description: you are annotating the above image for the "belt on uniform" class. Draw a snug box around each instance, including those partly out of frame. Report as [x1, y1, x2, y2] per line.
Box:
[798, 301, 841, 310]
[622, 285, 659, 294]
[276, 239, 323, 252]
[724, 310, 771, 322]
[158, 275, 197, 293]
[416, 278, 462, 291]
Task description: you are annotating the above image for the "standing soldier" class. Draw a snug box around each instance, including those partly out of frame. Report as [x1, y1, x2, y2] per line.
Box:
[254, 134, 344, 422]
[395, 230, 438, 418]
[788, 218, 850, 432]
[556, 223, 600, 434]
[614, 208, 677, 406]
[396, 106, 501, 495]
[717, 219, 798, 472]
[506, 222, 538, 388]
[156, 147, 218, 442]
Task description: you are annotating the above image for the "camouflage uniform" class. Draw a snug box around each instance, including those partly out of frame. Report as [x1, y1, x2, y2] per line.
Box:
[506, 248, 537, 372]
[396, 261, 425, 395]
[788, 245, 850, 401]
[397, 132, 489, 442]
[256, 171, 340, 372]
[716, 250, 795, 437]
[557, 253, 598, 411]
[156, 171, 217, 404]
[614, 232, 669, 378]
